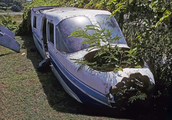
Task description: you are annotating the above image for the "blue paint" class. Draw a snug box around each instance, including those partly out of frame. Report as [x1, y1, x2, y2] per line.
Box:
[49, 52, 110, 107]
[33, 32, 43, 49]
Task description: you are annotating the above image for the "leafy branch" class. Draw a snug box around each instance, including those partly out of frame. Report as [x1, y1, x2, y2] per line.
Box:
[69, 25, 142, 72]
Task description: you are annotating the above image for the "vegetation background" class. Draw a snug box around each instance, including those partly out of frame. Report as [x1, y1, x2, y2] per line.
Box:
[0, 0, 29, 12]
[0, 0, 172, 120]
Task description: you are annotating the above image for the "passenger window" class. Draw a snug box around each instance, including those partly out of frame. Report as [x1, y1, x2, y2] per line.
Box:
[48, 22, 54, 44]
[33, 16, 37, 28]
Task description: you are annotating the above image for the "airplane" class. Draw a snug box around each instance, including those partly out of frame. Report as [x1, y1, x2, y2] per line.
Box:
[0, 25, 20, 53]
[31, 6, 155, 108]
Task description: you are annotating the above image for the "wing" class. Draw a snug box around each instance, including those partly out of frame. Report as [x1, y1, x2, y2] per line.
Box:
[0, 25, 20, 53]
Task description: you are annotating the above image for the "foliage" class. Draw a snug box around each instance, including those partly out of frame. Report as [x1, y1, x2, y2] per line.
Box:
[0, 14, 19, 32]
[109, 0, 172, 115]
[0, 0, 27, 12]
[106, 0, 172, 28]
[129, 92, 147, 103]
[69, 25, 142, 72]
[11, 2, 23, 12]
[109, 72, 151, 108]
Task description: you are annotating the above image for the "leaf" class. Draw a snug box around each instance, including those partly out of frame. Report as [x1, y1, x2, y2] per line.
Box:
[128, 92, 147, 103]
[135, 65, 141, 68]
[118, 67, 123, 71]
[155, 15, 169, 27]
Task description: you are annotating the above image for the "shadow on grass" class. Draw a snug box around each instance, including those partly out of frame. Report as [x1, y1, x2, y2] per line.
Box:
[21, 35, 154, 120]
[0, 52, 13, 57]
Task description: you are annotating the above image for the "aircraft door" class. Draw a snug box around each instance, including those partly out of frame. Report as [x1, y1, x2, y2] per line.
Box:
[32, 15, 47, 58]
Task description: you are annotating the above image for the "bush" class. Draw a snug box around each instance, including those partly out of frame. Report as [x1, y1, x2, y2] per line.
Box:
[11, 5, 22, 12]
[0, 14, 19, 32]
[69, 25, 142, 72]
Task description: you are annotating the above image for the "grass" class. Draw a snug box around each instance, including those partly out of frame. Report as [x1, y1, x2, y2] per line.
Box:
[0, 14, 23, 23]
[0, 36, 134, 120]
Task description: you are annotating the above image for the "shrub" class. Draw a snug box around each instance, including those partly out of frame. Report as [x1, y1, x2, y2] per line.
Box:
[11, 5, 22, 12]
[0, 14, 19, 32]
[69, 25, 142, 72]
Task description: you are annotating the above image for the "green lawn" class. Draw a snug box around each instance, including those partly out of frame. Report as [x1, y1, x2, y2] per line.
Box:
[0, 36, 133, 120]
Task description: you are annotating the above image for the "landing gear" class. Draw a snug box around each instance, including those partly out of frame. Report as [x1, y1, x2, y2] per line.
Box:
[37, 58, 51, 72]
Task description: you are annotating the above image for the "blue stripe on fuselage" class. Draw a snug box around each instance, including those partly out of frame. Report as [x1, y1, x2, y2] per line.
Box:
[49, 52, 109, 107]
[32, 31, 43, 49]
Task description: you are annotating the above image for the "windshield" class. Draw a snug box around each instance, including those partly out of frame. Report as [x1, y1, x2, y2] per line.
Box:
[56, 16, 93, 53]
[95, 15, 127, 44]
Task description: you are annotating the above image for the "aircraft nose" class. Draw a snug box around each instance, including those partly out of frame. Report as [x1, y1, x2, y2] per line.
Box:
[107, 72, 154, 108]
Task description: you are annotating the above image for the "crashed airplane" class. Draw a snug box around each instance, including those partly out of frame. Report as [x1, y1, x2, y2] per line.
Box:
[0, 25, 20, 53]
[31, 6, 155, 108]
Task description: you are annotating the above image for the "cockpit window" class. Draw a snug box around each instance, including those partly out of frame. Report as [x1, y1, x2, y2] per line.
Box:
[56, 16, 93, 53]
[95, 15, 127, 44]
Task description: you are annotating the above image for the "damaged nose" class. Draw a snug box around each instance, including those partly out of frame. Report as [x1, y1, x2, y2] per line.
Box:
[108, 72, 154, 107]
[129, 73, 154, 91]
[111, 72, 154, 93]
